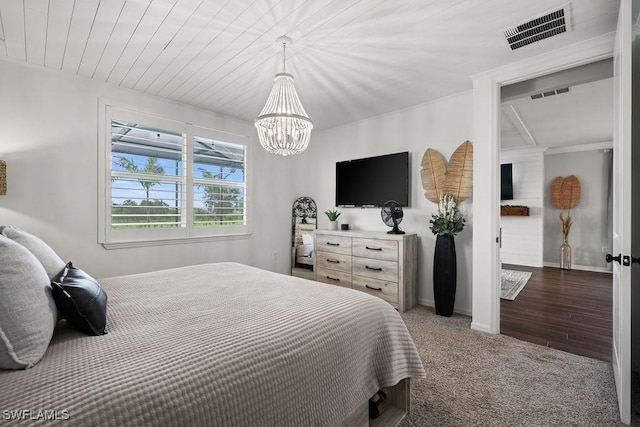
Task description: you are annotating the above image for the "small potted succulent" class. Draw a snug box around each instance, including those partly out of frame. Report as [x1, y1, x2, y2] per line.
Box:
[324, 209, 341, 230]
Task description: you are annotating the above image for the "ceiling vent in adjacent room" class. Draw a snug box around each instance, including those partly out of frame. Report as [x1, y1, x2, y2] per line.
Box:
[530, 87, 571, 100]
[503, 4, 572, 50]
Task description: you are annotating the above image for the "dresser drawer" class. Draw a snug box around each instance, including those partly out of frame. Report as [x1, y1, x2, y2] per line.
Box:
[352, 238, 398, 262]
[352, 275, 398, 304]
[316, 268, 352, 288]
[352, 257, 398, 282]
[316, 252, 351, 274]
[314, 230, 416, 312]
[315, 234, 352, 255]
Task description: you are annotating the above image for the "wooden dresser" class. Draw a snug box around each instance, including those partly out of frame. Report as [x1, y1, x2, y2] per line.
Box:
[314, 230, 417, 312]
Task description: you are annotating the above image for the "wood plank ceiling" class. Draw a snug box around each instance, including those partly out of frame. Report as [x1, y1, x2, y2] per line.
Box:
[0, 0, 620, 132]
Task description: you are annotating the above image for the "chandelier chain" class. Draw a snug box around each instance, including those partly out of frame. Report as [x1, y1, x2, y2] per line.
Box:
[282, 40, 287, 73]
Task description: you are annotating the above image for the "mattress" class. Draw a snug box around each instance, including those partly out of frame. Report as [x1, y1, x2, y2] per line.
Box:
[0, 262, 425, 426]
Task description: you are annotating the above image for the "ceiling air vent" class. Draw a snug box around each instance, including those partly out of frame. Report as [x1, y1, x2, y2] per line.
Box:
[530, 87, 571, 100]
[504, 4, 572, 50]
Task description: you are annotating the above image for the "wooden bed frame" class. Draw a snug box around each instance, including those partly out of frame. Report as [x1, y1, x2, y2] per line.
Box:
[338, 379, 411, 427]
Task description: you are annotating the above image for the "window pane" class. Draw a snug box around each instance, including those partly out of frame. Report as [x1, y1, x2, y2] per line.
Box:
[111, 120, 184, 230]
[193, 184, 245, 226]
[192, 136, 246, 227]
[193, 137, 245, 182]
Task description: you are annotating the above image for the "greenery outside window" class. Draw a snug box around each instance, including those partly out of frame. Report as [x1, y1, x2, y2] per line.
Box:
[192, 136, 246, 228]
[111, 120, 185, 230]
[100, 104, 250, 247]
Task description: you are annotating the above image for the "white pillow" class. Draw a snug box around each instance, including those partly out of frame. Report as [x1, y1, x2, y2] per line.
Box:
[0, 226, 65, 279]
[302, 232, 314, 246]
[296, 244, 313, 257]
[0, 236, 57, 369]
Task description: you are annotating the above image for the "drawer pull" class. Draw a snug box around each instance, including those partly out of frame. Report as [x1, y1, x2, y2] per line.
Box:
[327, 259, 340, 264]
[326, 276, 340, 282]
[365, 246, 382, 251]
[326, 242, 340, 246]
[365, 266, 383, 271]
[365, 285, 382, 291]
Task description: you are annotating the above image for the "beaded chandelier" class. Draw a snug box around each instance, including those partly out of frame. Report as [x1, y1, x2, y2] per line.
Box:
[255, 36, 313, 156]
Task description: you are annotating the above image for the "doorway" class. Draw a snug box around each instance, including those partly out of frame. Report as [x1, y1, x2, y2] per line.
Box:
[472, 7, 637, 422]
[469, 36, 616, 334]
[497, 70, 614, 360]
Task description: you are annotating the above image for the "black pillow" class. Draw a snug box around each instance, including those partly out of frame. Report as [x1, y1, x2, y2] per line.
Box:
[51, 262, 107, 336]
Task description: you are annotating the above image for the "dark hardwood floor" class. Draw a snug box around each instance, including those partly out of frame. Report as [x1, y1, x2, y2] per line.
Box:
[500, 264, 612, 362]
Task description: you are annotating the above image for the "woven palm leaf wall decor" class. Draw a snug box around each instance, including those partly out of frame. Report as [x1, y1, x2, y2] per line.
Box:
[420, 141, 473, 203]
[551, 175, 581, 209]
[0, 160, 5, 196]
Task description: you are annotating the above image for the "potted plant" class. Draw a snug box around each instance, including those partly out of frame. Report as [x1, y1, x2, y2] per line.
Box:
[324, 209, 341, 230]
[429, 192, 465, 317]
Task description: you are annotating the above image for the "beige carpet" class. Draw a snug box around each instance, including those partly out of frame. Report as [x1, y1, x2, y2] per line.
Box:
[398, 305, 625, 426]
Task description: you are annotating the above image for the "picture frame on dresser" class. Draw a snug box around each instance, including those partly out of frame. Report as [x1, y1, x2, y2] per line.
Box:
[313, 229, 418, 312]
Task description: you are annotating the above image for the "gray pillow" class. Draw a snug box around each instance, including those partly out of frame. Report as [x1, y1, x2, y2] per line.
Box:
[0, 226, 65, 280]
[0, 236, 57, 369]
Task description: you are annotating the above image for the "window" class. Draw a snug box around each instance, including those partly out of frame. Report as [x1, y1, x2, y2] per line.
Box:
[111, 120, 185, 230]
[192, 136, 246, 228]
[100, 104, 249, 247]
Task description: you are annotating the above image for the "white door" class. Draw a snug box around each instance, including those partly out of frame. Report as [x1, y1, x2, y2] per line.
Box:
[611, 1, 635, 424]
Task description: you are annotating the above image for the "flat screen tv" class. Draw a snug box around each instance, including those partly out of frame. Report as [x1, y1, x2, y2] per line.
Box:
[336, 152, 409, 207]
[501, 163, 514, 200]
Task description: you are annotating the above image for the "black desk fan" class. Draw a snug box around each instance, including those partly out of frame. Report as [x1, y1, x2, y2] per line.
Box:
[381, 200, 405, 234]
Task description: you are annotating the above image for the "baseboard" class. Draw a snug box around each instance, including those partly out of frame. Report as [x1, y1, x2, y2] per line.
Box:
[542, 262, 612, 273]
[455, 306, 472, 317]
[417, 298, 435, 310]
[470, 321, 493, 333]
[500, 260, 543, 268]
[417, 299, 472, 317]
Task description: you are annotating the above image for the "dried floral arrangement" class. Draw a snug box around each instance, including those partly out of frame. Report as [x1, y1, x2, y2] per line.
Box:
[429, 192, 465, 236]
[551, 175, 581, 239]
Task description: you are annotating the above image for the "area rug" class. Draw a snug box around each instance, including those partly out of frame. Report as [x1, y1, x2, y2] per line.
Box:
[501, 269, 532, 300]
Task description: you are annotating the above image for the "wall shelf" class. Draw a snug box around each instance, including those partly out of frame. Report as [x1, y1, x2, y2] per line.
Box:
[501, 205, 530, 216]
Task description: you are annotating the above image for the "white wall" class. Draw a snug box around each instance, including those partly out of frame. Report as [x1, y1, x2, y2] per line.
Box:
[543, 149, 611, 271]
[500, 148, 545, 267]
[0, 58, 296, 278]
[498, 147, 612, 271]
[496, 147, 611, 271]
[292, 92, 475, 315]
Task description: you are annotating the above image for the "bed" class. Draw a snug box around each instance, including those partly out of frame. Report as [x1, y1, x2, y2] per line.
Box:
[0, 262, 425, 426]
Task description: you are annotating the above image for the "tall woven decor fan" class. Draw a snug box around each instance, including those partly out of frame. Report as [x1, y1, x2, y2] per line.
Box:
[420, 141, 473, 204]
[551, 175, 581, 209]
[381, 200, 405, 235]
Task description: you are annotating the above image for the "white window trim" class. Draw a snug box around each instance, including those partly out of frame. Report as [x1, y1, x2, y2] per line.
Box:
[98, 99, 252, 248]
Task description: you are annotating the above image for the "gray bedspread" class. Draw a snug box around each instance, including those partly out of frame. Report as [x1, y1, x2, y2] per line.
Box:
[0, 262, 425, 426]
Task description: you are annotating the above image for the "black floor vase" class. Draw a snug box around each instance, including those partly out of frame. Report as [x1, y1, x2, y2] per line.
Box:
[433, 234, 456, 317]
